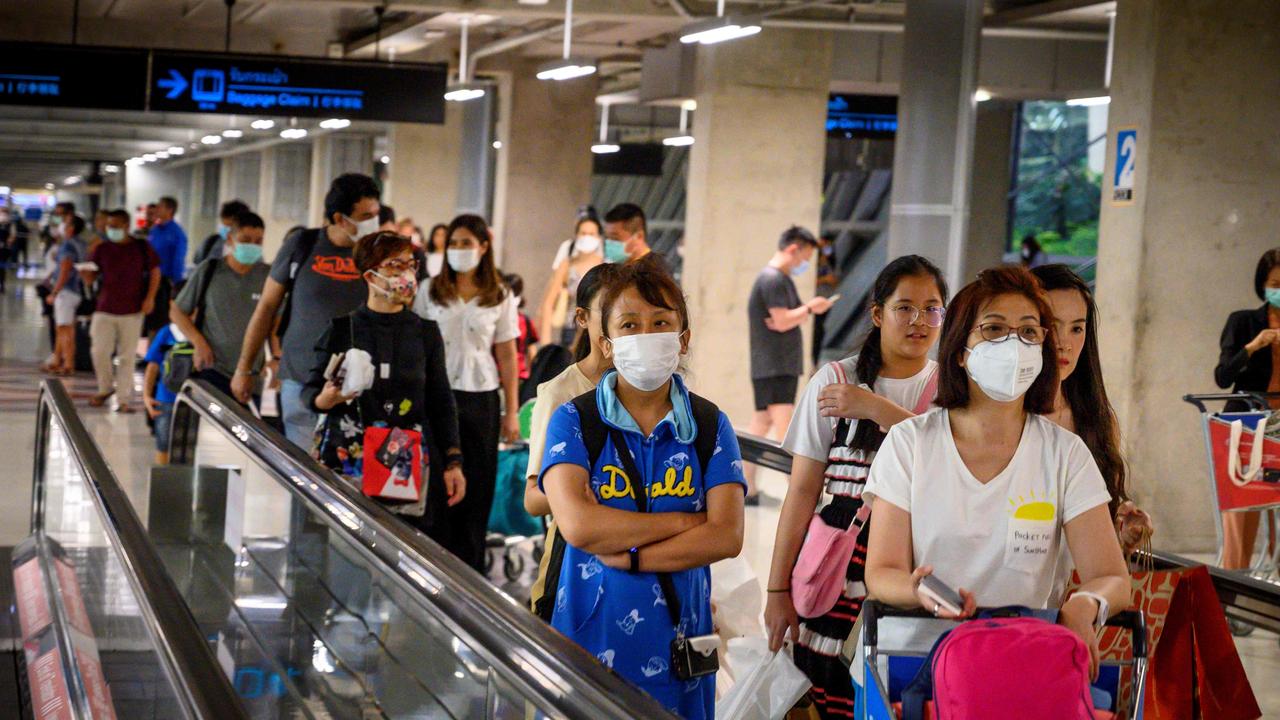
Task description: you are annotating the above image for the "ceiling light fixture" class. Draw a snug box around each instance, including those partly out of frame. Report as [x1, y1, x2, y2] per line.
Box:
[142, 153, 158, 162]
[319, 118, 351, 130]
[663, 104, 695, 147]
[251, 119, 275, 130]
[1066, 96, 1111, 107]
[679, 0, 761, 45]
[125, 158, 143, 167]
[591, 103, 620, 154]
[379, 155, 390, 164]
[64, 175, 82, 186]
[222, 129, 243, 138]
[155, 151, 170, 159]
[445, 17, 488, 102]
[44, 183, 55, 190]
[537, 0, 596, 81]
[168, 146, 184, 155]
[974, 89, 993, 103]
[102, 164, 120, 173]
[280, 128, 308, 140]
[201, 135, 222, 145]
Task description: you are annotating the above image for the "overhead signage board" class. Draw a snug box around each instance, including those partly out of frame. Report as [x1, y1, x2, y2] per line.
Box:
[827, 94, 898, 139]
[0, 44, 147, 112]
[149, 52, 446, 123]
[1112, 126, 1137, 205]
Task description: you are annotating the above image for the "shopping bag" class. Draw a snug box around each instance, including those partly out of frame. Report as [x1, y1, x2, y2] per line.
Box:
[361, 426, 424, 503]
[711, 556, 765, 640]
[1208, 413, 1280, 511]
[716, 639, 811, 720]
[487, 446, 542, 537]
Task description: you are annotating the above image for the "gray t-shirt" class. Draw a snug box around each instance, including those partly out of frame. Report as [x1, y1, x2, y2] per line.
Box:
[269, 228, 368, 383]
[747, 266, 803, 379]
[176, 257, 271, 379]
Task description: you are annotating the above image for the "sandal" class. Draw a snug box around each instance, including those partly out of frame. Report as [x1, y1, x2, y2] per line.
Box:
[88, 391, 115, 408]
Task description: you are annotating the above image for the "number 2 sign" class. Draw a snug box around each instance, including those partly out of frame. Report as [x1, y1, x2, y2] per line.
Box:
[1112, 127, 1137, 205]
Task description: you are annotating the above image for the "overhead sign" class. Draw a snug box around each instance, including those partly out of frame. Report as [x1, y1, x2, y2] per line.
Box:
[1112, 126, 1137, 205]
[827, 94, 898, 139]
[0, 44, 147, 112]
[149, 52, 446, 123]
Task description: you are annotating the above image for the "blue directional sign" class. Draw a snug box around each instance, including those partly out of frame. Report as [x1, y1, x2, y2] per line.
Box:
[0, 43, 147, 112]
[149, 52, 445, 124]
[827, 94, 898, 139]
[1112, 127, 1137, 204]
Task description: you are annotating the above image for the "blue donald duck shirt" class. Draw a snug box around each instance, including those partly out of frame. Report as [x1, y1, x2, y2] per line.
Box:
[538, 372, 746, 720]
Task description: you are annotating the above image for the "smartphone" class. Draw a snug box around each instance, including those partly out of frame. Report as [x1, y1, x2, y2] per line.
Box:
[827, 293, 842, 303]
[919, 575, 964, 616]
[323, 352, 347, 386]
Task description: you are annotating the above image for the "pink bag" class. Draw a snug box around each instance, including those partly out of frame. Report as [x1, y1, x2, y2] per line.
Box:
[789, 363, 939, 618]
[930, 618, 1095, 720]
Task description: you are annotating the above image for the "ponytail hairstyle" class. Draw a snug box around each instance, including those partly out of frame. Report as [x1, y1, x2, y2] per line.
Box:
[1031, 263, 1128, 517]
[846, 255, 949, 450]
[571, 262, 623, 361]
[428, 214, 507, 308]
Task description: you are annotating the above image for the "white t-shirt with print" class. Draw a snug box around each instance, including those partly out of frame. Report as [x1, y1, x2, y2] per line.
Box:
[863, 409, 1112, 610]
[413, 278, 520, 393]
[782, 356, 939, 462]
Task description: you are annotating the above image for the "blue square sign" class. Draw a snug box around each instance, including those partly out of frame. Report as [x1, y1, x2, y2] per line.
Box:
[1113, 127, 1137, 204]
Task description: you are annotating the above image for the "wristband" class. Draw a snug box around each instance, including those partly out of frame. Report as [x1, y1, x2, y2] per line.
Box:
[628, 547, 640, 574]
[766, 588, 791, 593]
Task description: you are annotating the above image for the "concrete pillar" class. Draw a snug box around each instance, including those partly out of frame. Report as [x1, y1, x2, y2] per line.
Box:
[1096, 0, 1280, 553]
[963, 100, 1017, 282]
[682, 29, 834, 426]
[384, 104, 465, 231]
[887, 0, 984, 293]
[307, 135, 335, 228]
[490, 60, 596, 307]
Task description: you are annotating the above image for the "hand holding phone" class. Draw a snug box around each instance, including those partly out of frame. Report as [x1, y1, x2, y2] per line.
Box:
[912, 565, 974, 619]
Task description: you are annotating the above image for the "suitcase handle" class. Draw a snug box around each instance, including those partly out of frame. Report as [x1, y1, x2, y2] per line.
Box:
[1183, 392, 1280, 413]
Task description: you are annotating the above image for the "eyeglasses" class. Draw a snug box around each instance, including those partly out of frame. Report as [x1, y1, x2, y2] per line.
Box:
[973, 322, 1048, 345]
[379, 258, 419, 273]
[889, 304, 946, 328]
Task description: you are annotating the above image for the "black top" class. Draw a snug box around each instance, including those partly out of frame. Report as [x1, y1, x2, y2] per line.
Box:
[747, 266, 803, 379]
[302, 305, 461, 457]
[1216, 304, 1274, 410]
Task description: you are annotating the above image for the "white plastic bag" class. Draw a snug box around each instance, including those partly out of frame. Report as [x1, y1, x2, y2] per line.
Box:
[340, 348, 376, 397]
[711, 555, 764, 640]
[715, 640, 811, 720]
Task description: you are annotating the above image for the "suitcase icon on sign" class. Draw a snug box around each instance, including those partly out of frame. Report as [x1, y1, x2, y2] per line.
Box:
[191, 69, 226, 103]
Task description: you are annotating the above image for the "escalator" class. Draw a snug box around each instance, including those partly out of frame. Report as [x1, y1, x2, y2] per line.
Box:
[13, 379, 677, 719]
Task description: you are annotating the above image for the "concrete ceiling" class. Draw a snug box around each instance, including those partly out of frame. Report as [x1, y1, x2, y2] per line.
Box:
[0, 0, 1111, 189]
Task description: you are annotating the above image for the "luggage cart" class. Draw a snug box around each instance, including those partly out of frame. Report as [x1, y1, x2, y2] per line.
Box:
[857, 601, 1148, 720]
[1183, 393, 1280, 580]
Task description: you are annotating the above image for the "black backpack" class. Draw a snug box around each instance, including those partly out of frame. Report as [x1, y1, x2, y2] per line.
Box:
[275, 226, 320, 339]
[531, 387, 721, 622]
[520, 344, 574, 406]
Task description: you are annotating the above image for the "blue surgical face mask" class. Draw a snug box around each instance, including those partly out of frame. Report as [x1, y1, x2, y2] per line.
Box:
[106, 227, 126, 243]
[791, 259, 811, 277]
[603, 238, 629, 264]
[232, 242, 263, 265]
[1266, 288, 1280, 309]
[218, 224, 231, 239]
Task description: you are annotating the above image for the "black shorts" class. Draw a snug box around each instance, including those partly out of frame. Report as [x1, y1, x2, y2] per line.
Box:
[752, 375, 798, 411]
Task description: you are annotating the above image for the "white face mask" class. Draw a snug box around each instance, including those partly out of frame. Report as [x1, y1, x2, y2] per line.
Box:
[965, 339, 1043, 403]
[446, 247, 481, 274]
[342, 214, 380, 242]
[574, 234, 601, 255]
[608, 332, 684, 392]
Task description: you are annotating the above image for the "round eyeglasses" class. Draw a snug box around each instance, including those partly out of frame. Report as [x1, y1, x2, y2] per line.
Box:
[973, 322, 1048, 345]
[889, 304, 946, 328]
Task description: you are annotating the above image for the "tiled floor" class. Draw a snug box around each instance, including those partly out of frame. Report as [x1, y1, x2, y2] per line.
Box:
[2, 270, 1278, 717]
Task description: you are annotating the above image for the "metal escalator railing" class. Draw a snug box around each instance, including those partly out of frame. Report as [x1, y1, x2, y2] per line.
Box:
[169, 378, 676, 720]
[31, 380, 246, 719]
[735, 426, 1280, 630]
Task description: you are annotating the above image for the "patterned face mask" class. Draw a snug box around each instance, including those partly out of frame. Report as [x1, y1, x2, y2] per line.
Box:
[368, 270, 418, 305]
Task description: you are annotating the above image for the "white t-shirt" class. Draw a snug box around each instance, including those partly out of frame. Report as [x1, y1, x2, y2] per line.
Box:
[551, 238, 574, 269]
[863, 410, 1112, 611]
[782, 356, 939, 462]
[413, 278, 520, 393]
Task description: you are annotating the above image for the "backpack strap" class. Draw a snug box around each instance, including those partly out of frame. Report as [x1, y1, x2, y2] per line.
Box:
[689, 392, 721, 474]
[912, 366, 939, 415]
[278, 227, 321, 337]
[571, 390, 608, 469]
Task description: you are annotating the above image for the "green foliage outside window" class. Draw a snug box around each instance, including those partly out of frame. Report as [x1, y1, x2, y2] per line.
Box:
[1009, 101, 1103, 258]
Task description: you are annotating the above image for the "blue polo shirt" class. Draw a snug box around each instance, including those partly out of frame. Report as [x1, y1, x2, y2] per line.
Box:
[148, 220, 189, 282]
[144, 326, 179, 404]
[538, 372, 746, 720]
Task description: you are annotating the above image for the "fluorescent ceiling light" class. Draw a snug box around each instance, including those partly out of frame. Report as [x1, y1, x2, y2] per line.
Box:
[44, 183, 55, 190]
[64, 175, 82, 185]
[142, 153, 158, 162]
[379, 155, 390, 164]
[168, 146, 184, 155]
[222, 129, 243, 138]
[125, 158, 143, 166]
[102, 164, 119, 173]
[201, 135, 222, 145]
[235, 597, 288, 610]
[663, 135, 695, 147]
[444, 84, 486, 102]
[280, 128, 308, 139]
[155, 151, 170, 159]
[592, 104, 618, 154]
[319, 118, 351, 129]
[679, 15, 762, 45]
[1066, 96, 1110, 106]
[536, 58, 596, 81]
[974, 89, 992, 102]
[591, 143, 621, 154]
[250, 119, 275, 130]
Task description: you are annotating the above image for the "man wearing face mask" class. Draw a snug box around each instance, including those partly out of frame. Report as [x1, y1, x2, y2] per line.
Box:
[193, 199, 251, 266]
[171, 211, 274, 401]
[603, 203, 663, 267]
[233, 173, 381, 448]
[744, 225, 833, 503]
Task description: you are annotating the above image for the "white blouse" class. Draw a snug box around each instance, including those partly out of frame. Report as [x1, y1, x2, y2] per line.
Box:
[413, 278, 520, 393]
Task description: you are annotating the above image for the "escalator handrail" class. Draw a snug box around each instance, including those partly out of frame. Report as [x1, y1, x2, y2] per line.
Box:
[32, 381, 247, 719]
[171, 379, 677, 720]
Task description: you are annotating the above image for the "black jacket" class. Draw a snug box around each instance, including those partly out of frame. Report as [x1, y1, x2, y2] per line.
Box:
[1215, 304, 1274, 410]
[303, 306, 461, 459]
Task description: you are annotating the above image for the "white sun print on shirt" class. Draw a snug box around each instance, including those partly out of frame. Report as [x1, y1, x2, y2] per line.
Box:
[617, 609, 645, 635]
[641, 656, 669, 678]
[597, 649, 616, 669]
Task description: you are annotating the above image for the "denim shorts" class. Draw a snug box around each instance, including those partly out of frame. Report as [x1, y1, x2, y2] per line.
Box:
[153, 402, 174, 452]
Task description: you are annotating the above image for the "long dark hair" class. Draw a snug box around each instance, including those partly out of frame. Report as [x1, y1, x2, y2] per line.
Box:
[428, 214, 507, 308]
[1032, 264, 1128, 515]
[426, 223, 448, 254]
[572, 263, 622, 361]
[847, 255, 948, 449]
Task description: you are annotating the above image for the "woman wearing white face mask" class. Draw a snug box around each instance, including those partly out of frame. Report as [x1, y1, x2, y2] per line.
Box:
[536, 216, 604, 347]
[863, 266, 1130, 682]
[538, 256, 746, 719]
[413, 214, 521, 571]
